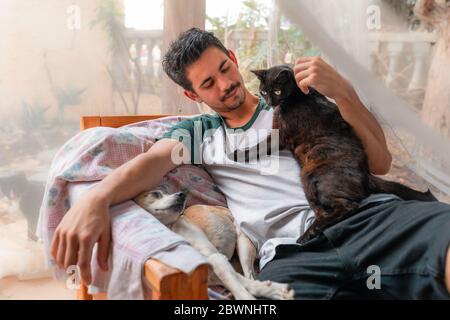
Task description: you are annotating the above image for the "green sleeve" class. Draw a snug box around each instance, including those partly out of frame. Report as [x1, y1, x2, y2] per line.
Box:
[157, 119, 202, 165]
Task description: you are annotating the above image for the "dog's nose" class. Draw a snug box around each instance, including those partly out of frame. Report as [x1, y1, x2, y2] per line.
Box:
[175, 191, 186, 199]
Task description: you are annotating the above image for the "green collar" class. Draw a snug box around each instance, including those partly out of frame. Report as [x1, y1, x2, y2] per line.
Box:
[221, 96, 266, 132]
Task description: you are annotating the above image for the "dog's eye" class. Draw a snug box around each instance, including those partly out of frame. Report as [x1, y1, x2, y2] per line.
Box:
[260, 90, 267, 96]
[274, 89, 282, 96]
[151, 191, 162, 199]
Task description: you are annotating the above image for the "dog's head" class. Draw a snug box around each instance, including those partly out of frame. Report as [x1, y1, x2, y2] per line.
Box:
[134, 189, 187, 226]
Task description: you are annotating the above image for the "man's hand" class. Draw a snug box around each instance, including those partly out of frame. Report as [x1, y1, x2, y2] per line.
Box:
[49, 139, 184, 286]
[294, 56, 352, 101]
[51, 192, 111, 285]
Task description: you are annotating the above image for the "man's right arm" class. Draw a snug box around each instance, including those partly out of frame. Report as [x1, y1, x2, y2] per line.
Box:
[50, 138, 188, 285]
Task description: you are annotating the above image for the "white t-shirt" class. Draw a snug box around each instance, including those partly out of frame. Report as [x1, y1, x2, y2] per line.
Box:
[160, 96, 399, 269]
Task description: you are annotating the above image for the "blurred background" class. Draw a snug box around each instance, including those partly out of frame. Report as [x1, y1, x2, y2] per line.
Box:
[0, 0, 449, 299]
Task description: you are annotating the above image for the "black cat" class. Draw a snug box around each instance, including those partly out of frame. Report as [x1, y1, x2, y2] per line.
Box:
[251, 65, 437, 244]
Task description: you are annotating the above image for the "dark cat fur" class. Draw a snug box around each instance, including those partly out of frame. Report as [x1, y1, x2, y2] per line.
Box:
[251, 65, 437, 244]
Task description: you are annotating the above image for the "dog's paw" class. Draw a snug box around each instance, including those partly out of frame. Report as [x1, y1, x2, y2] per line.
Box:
[283, 287, 295, 300]
[234, 291, 257, 300]
[267, 282, 295, 300]
[250, 280, 295, 300]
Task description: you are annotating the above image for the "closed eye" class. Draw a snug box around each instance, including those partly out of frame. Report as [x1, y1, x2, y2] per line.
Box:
[203, 80, 213, 89]
[151, 191, 163, 199]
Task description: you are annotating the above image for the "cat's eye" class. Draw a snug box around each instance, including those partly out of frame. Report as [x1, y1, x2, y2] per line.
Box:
[260, 90, 267, 96]
[274, 90, 282, 96]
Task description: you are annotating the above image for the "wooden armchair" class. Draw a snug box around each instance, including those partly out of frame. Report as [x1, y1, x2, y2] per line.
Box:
[77, 115, 209, 300]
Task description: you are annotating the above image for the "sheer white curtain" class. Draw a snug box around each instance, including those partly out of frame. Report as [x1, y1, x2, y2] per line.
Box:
[276, 0, 450, 198]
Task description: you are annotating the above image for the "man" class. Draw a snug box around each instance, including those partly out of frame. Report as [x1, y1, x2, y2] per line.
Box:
[51, 28, 450, 299]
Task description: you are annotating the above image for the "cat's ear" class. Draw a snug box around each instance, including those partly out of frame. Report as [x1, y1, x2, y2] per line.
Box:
[251, 69, 267, 81]
[275, 67, 294, 82]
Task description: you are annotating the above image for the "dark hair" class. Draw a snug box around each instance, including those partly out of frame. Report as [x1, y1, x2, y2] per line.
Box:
[162, 28, 229, 92]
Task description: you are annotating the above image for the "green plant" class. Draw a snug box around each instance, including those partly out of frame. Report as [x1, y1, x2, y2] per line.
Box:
[54, 83, 85, 124]
[382, 0, 423, 30]
[90, 0, 142, 115]
[90, 0, 125, 52]
[20, 101, 50, 130]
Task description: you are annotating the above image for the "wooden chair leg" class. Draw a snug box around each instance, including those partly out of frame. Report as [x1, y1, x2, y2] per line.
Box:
[76, 283, 93, 300]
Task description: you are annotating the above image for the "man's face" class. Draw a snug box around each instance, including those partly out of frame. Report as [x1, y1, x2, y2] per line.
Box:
[184, 46, 247, 114]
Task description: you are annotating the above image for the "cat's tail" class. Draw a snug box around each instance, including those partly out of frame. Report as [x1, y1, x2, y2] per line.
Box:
[368, 175, 437, 202]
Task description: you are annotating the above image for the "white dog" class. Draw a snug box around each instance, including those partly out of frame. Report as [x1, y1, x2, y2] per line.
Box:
[134, 189, 294, 300]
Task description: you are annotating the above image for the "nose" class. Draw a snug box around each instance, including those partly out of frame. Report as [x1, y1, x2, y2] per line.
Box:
[217, 75, 232, 93]
[175, 191, 186, 199]
[267, 97, 274, 106]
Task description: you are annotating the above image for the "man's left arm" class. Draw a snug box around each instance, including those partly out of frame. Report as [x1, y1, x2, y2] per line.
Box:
[294, 56, 392, 175]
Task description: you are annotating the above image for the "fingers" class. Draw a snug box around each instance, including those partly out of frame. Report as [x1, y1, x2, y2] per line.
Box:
[97, 227, 111, 272]
[55, 235, 67, 269]
[53, 229, 80, 271]
[294, 61, 313, 74]
[53, 230, 99, 285]
[294, 60, 316, 95]
[298, 77, 314, 95]
[295, 56, 323, 65]
[50, 231, 60, 262]
[295, 69, 313, 94]
[64, 235, 79, 270]
[78, 239, 94, 285]
[295, 56, 315, 65]
[294, 56, 323, 95]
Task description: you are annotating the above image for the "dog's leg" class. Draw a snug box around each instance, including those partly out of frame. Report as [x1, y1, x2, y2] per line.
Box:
[172, 217, 255, 300]
[235, 273, 295, 300]
[236, 226, 257, 279]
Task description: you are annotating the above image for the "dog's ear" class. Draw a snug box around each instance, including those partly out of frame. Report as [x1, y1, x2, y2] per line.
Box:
[251, 69, 267, 81]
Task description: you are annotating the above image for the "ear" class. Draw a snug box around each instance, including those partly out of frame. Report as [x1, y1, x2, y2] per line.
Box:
[275, 66, 294, 81]
[228, 49, 238, 67]
[183, 90, 203, 103]
[251, 69, 267, 81]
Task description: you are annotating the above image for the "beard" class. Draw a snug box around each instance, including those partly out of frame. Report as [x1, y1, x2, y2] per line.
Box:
[219, 82, 246, 111]
[225, 93, 245, 110]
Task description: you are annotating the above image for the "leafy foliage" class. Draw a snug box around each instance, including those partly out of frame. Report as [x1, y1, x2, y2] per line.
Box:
[55, 84, 85, 107]
[20, 101, 50, 130]
[90, 0, 143, 114]
[89, 0, 125, 52]
[54, 83, 85, 125]
[382, 0, 422, 30]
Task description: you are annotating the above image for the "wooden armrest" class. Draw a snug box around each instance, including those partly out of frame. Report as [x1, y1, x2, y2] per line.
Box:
[144, 259, 209, 300]
[80, 115, 173, 130]
[76, 258, 209, 300]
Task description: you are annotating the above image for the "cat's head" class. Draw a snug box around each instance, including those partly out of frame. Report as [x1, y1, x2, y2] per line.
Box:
[251, 65, 298, 107]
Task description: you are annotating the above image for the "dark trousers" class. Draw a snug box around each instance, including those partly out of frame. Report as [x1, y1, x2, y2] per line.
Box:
[257, 199, 450, 299]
